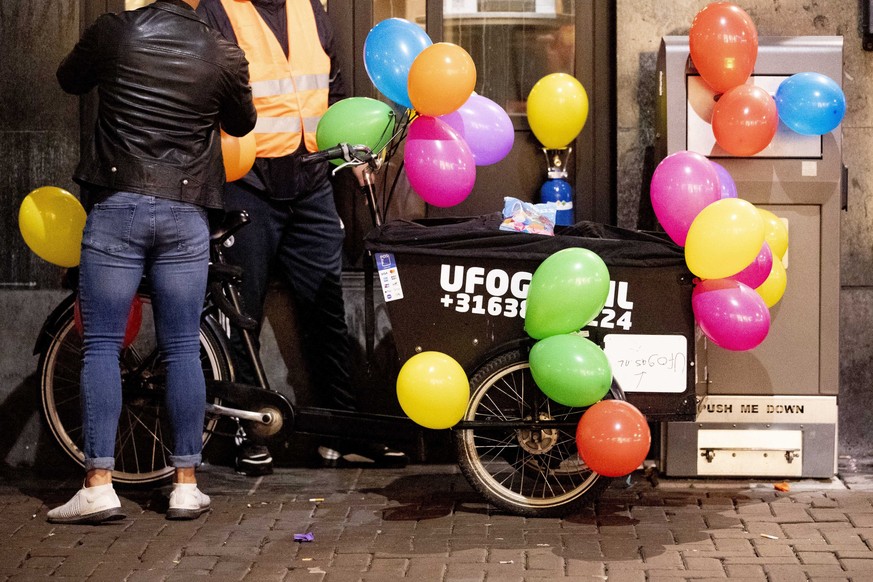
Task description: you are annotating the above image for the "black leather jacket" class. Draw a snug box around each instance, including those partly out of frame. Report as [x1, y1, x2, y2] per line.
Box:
[57, 0, 256, 209]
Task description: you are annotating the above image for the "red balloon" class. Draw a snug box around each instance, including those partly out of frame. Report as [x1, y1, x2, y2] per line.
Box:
[576, 400, 651, 477]
[712, 85, 778, 156]
[74, 294, 143, 349]
[689, 2, 758, 94]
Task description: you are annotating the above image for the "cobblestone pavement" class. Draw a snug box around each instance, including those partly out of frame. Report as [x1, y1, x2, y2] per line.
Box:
[2, 460, 873, 581]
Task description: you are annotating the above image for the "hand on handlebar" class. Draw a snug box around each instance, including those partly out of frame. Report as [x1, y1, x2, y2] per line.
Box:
[352, 163, 373, 188]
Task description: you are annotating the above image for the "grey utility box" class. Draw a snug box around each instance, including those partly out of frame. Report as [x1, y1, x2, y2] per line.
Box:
[655, 36, 843, 479]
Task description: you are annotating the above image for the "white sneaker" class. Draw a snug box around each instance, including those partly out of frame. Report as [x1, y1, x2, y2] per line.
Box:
[47, 483, 125, 524]
[167, 483, 211, 520]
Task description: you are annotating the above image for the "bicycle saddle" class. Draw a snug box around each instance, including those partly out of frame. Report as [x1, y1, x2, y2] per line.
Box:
[210, 210, 250, 246]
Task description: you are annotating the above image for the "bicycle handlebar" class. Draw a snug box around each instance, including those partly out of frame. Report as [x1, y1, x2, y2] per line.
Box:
[299, 143, 375, 167]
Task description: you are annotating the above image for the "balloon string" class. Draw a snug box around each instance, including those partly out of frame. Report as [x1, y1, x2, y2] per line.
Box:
[375, 108, 415, 221]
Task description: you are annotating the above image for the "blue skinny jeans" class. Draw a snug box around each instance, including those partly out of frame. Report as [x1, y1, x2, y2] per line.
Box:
[78, 191, 209, 471]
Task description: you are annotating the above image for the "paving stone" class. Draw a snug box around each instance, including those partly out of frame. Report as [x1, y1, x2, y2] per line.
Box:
[4, 463, 873, 580]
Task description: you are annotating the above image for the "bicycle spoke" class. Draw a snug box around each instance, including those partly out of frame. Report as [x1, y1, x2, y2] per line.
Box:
[457, 351, 610, 516]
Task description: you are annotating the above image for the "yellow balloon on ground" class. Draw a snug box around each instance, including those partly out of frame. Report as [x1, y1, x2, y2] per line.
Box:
[527, 73, 589, 148]
[221, 130, 256, 182]
[396, 351, 469, 429]
[758, 208, 789, 260]
[755, 256, 787, 308]
[685, 198, 765, 280]
[18, 186, 86, 268]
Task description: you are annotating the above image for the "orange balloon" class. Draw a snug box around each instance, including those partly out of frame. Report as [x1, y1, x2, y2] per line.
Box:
[408, 42, 476, 117]
[221, 130, 256, 182]
[712, 85, 778, 157]
[689, 2, 758, 94]
[576, 400, 651, 477]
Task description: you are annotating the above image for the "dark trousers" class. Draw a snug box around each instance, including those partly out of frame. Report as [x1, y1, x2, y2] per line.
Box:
[222, 178, 356, 411]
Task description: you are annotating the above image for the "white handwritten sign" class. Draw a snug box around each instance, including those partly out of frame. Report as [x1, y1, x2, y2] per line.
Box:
[603, 334, 687, 393]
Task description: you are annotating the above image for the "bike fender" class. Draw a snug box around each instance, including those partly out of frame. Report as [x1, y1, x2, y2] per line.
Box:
[33, 292, 77, 356]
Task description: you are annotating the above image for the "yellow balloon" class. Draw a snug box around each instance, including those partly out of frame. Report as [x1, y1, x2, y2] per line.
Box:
[685, 198, 765, 280]
[755, 256, 787, 308]
[18, 186, 86, 268]
[526, 73, 589, 148]
[396, 351, 469, 430]
[758, 208, 788, 261]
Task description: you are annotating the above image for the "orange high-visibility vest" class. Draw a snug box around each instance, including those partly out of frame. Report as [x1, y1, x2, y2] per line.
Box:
[220, 0, 330, 157]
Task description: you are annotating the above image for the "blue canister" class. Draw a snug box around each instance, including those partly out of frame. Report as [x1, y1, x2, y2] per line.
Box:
[540, 177, 574, 226]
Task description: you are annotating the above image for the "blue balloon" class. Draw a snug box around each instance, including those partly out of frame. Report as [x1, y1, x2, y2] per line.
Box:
[775, 72, 846, 136]
[364, 19, 432, 109]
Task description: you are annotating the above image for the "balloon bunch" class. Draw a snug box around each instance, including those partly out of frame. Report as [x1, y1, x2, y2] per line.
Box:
[524, 248, 651, 477]
[690, 3, 845, 156]
[651, 151, 789, 351]
[19, 186, 87, 268]
[361, 18, 514, 207]
[527, 73, 589, 225]
[396, 351, 470, 430]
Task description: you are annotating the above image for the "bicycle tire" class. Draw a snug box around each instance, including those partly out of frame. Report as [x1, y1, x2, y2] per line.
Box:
[455, 348, 614, 517]
[38, 294, 232, 485]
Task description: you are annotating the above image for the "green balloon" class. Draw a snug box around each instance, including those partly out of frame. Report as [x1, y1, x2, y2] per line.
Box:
[529, 334, 612, 407]
[316, 97, 397, 166]
[524, 247, 610, 340]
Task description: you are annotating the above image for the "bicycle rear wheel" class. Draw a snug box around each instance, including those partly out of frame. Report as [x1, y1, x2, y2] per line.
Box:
[39, 294, 231, 485]
[455, 348, 614, 517]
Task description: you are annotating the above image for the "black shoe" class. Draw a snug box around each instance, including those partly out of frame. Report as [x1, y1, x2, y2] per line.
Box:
[235, 440, 273, 476]
[317, 442, 408, 469]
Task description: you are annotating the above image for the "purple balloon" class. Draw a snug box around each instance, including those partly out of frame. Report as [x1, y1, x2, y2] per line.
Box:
[729, 242, 773, 289]
[439, 94, 514, 166]
[711, 161, 738, 200]
[692, 279, 770, 351]
[404, 116, 476, 207]
[650, 151, 720, 246]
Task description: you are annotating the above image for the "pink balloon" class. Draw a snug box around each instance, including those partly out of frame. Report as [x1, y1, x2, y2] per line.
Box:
[711, 161, 738, 199]
[404, 116, 476, 207]
[439, 94, 514, 166]
[692, 278, 770, 351]
[650, 151, 720, 246]
[729, 242, 773, 289]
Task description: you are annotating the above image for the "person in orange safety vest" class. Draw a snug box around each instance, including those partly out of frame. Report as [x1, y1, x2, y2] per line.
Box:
[197, 0, 408, 473]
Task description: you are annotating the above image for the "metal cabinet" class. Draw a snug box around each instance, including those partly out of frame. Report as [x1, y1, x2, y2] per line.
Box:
[655, 36, 843, 478]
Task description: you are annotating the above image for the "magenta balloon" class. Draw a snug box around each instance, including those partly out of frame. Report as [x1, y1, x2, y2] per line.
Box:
[404, 116, 476, 207]
[650, 151, 720, 246]
[438, 94, 514, 166]
[692, 278, 770, 351]
[711, 161, 738, 199]
[729, 242, 773, 289]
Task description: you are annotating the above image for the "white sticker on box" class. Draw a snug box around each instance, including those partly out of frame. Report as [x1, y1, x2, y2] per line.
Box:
[375, 253, 403, 302]
[603, 334, 687, 393]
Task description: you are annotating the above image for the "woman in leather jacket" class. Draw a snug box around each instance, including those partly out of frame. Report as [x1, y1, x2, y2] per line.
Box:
[47, 0, 256, 524]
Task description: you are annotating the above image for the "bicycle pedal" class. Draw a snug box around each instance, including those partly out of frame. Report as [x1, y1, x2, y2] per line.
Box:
[317, 446, 341, 468]
[235, 443, 274, 476]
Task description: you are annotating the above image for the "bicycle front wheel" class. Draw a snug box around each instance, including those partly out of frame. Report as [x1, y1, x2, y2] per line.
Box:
[455, 348, 613, 517]
[39, 294, 231, 485]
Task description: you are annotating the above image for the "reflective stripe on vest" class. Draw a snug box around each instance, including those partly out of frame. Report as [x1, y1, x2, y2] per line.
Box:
[220, 0, 330, 157]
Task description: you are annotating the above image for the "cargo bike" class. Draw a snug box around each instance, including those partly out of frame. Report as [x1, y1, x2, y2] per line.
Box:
[35, 144, 696, 517]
